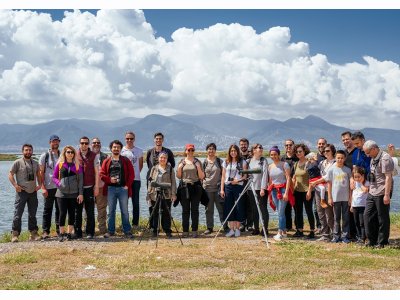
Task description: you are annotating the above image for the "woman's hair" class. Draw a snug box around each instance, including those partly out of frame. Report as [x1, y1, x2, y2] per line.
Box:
[294, 143, 310, 156]
[269, 145, 280, 156]
[158, 151, 168, 160]
[352, 166, 366, 183]
[324, 143, 336, 156]
[206, 143, 217, 150]
[226, 144, 241, 164]
[59, 145, 78, 165]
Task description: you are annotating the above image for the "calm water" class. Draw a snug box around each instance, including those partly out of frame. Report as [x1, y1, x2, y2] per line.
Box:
[1, 159, 399, 234]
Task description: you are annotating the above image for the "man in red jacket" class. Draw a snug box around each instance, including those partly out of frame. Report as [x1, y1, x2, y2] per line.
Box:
[100, 140, 135, 238]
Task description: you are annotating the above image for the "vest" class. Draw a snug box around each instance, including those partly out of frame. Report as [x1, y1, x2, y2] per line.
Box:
[78, 149, 97, 186]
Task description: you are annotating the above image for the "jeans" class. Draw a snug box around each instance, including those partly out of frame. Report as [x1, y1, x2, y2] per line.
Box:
[205, 190, 224, 230]
[75, 187, 95, 236]
[107, 186, 131, 234]
[12, 191, 39, 234]
[364, 194, 390, 246]
[223, 184, 245, 223]
[131, 180, 141, 226]
[42, 188, 60, 234]
[271, 188, 288, 231]
[333, 201, 350, 240]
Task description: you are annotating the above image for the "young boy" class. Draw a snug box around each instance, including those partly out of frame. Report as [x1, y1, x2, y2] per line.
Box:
[326, 150, 352, 243]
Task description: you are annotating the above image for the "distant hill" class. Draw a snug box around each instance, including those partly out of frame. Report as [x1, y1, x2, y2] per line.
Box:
[0, 113, 399, 152]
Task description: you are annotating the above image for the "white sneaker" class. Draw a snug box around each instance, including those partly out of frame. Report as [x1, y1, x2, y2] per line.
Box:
[234, 229, 241, 237]
[273, 233, 282, 241]
[225, 229, 235, 237]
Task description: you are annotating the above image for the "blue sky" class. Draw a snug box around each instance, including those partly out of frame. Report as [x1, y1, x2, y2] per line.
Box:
[37, 9, 400, 64]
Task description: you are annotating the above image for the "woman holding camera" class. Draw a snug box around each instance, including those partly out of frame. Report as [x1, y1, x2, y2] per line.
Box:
[176, 144, 205, 238]
[147, 151, 177, 238]
[220, 144, 248, 238]
[52, 145, 83, 242]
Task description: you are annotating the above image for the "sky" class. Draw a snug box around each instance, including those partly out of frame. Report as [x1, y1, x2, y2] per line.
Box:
[0, 9, 399, 129]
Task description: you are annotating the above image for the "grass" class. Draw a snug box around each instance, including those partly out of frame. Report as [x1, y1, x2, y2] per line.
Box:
[0, 153, 17, 161]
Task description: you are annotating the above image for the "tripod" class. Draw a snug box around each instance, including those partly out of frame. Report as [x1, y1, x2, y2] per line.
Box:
[138, 188, 183, 247]
[212, 174, 269, 248]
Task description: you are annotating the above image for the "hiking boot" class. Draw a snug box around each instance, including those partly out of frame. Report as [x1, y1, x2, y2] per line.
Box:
[192, 231, 198, 238]
[342, 237, 351, 244]
[307, 231, 315, 239]
[203, 229, 213, 235]
[293, 230, 304, 238]
[182, 232, 189, 238]
[30, 230, 41, 241]
[42, 232, 50, 240]
[124, 232, 134, 239]
[86, 234, 94, 240]
[11, 231, 19, 243]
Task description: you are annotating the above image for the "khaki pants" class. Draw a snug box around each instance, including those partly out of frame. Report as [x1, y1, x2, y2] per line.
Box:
[96, 188, 108, 234]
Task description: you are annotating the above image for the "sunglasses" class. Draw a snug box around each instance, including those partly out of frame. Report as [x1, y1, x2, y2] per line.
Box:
[285, 144, 293, 147]
[296, 150, 304, 154]
[80, 142, 89, 145]
[66, 151, 74, 154]
[92, 142, 101, 145]
[126, 138, 134, 141]
[255, 146, 263, 150]
[187, 149, 195, 152]
[324, 150, 331, 153]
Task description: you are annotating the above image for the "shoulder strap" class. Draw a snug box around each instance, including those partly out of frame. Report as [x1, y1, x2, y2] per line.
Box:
[202, 159, 208, 170]
[44, 152, 50, 167]
[259, 156, 265, 167]
[58, 162, 63, 180]
[236, 159, 243, 171]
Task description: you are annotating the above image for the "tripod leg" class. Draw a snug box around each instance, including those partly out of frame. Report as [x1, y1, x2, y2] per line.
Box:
[156, 193, 163, 248]
[250, 182, 269, 248]
[211, 180, 252, 244]
[163, 200, 184, 245]
[138, 193, 161, 245]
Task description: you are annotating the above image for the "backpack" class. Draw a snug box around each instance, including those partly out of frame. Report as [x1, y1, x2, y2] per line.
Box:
[203, 157, 223, 175]
[44, 150, 60, 170]
[246, 156, 266, 169]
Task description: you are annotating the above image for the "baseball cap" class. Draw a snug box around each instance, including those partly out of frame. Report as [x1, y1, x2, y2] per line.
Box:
[49, 134, 60, 142]
[185, 144, 195, 151]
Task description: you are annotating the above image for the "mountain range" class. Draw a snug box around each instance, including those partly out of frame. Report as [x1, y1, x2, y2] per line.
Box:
[0, 113, 398, 152]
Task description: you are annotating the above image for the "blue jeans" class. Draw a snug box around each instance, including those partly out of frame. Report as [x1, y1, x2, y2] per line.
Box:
[271, 188, 288, 231]
[107, 186, 131, 234]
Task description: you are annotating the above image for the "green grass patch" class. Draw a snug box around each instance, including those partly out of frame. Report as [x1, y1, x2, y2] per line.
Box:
[1, 251, 38, 264]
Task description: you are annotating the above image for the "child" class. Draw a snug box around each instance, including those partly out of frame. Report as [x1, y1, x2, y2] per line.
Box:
[306, 152, 326, 206]
[350, 166, 369, 244]
[326, 150, 352, 243]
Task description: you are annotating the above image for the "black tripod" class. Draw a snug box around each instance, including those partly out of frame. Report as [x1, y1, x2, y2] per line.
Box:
[138, 186, 183, 247]
[212, 173, 269, 248]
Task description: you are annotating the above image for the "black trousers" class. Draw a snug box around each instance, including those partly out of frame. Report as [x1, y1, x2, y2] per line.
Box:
[151, 194, 172, 234]
[58, 197, 77, 226]
[248, 190, 269, 231]
[180, 184, 201, 232]
[294, 191, 315, 231]
[42, 188, 60, 234]
[75, 187, 95, 236]
[364, 194, 390, 246]
[244, 190, 252, 228]
[353, 206, 366, 241]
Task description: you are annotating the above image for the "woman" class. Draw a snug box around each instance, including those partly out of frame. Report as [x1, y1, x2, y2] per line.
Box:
[202, 143, 224, 235]
[293, 143, 315, 238]
[220, 144, 248, 237]
[267, 146, 291, 241]
[147, 151, 177, 238]
[311, 144, 336, 242]
[52, 146, 83, 242]
[176, 144, 205, 238]
[247, 143, 269, 236]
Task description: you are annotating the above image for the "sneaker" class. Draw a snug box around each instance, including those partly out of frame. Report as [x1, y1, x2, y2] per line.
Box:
[103, 232, 111, 238]
[203, 229, 213, 235]
[251, 229, 260, 236]
[86, 234, 94, 240]
[331, 237, 341, 243]
[356, 238, 365, 245]
[11, 232, 19, 243]
[293, 230, 304, 238]
[66, 233, 73, 241]
[239, 224, 245, 232]
[166, 232, 173, 239]
[58, 234, 65, 242]
[273, 234, 282, 241]
[246, 227, 254, 232]
[42, 232, 50, 240]
[182, 232, 190, 238]
[225, 229, 235, 238]
[29, 230, 41, 241]
[124, 232, 134, 239]
[316, 236, 330, 242]
[365, 241, 376, 247]
[374, 244, 385, 249]
[342, 237, 351, 244]
[281, 232, 287, 238]
[320, 199, 328, 208]
[307, 231, 315, 239]
[234, 229, 241, 237]
[192, 231, 198, 238]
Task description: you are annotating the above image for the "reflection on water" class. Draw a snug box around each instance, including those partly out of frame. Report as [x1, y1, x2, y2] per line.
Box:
[1, 159, 399, 234]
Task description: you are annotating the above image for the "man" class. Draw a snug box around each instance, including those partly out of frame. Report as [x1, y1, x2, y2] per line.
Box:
[317, 138, 327, 163]
[91, 137, 109, 236]
[239, 138, 252, 231]
[100, 140, 135, 238]
[8, 144, 41, 242]
[341, 131, 356, 169]
[281, 139, 298, 231]
[351, 131, 371, 174]
[146, 132, 175, 228]
[121, 131, 143, 228]
[363, 140, 394, 248]
[39, 134, 61, 239]
[75, 136, 99, 239]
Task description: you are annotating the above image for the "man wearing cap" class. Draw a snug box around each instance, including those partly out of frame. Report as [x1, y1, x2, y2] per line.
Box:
[39, 135, 61, 239]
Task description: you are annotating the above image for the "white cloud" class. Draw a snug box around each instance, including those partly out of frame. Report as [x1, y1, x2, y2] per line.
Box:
[0, 9, 399, 129]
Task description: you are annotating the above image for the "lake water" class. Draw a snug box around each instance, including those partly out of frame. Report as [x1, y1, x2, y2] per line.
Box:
[1, 159, 399, 234]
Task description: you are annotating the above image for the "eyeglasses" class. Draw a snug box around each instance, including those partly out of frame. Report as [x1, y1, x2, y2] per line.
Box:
[285, 144, 293, 147]
[324, 150, 331, 153]
[126, 138, 134, 141]
[92, 142, 101, 145]
[80, 142, 89, 145]
[66, 151, 74, 154]
[187, 149, 195, 152]
[255, 146, 263, 150]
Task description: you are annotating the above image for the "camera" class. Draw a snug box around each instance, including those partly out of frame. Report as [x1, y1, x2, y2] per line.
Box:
[228, 177, 234, 182]
[367, 172, 376, 183]
[27, 172, 34, 182]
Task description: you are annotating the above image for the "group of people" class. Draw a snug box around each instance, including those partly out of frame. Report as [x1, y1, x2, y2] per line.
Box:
[7, 130, 399, 248]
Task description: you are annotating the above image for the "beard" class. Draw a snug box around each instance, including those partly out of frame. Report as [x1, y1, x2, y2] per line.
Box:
[23, 153, 32, 159]
[112, 150, 120, 156]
